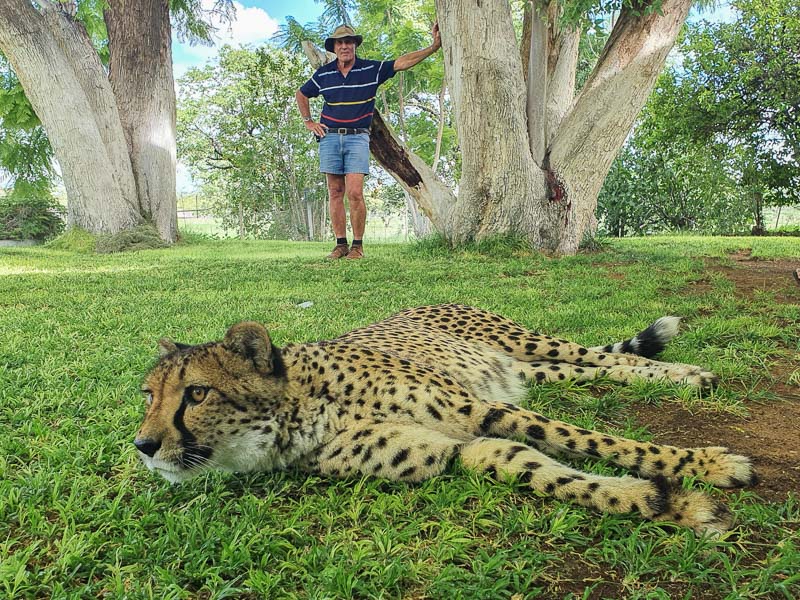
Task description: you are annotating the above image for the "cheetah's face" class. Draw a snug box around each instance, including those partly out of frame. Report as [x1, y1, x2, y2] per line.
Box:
[135, 322, 287, 483]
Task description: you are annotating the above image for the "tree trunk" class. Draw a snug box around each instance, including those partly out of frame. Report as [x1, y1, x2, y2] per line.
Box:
[0, 1, 140, 234]
[432, 82, 446, 173]
[0, 0, 179, 242]
[105, 0, 178, 242]
[435, 0, 691, 253]
[546, 0, 692, 252]
[436, 0, 561, 248]
[525, 2, 581, 163]
[751, 189, 766, 235]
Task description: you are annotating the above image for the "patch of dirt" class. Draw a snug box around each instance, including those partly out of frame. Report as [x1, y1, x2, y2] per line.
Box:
[634, 254, 800, 503]
[712, 252, 800, 304]
[631, 400, 800, 502]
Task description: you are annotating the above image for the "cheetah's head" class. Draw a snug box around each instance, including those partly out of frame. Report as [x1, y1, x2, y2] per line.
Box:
[135, 322, 287, 483]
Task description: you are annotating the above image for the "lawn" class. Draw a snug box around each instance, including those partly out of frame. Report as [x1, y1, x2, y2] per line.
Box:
[1, 235, 798, 599]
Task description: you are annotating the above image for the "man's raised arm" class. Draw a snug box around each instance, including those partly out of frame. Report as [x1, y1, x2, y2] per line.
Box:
[393, 22, 441, 72]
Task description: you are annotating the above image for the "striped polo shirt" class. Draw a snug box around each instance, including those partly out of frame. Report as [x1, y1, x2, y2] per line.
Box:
[299, 57, 396, 129]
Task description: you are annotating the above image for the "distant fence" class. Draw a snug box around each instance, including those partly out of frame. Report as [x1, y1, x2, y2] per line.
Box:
[177, 206, 417, 242]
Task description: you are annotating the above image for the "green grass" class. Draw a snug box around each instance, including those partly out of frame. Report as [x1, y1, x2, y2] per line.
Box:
[1, 234, 799, 599]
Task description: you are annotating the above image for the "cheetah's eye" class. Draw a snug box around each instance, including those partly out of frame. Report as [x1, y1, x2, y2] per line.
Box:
[184, 385, 209, 405]
[142, 390, 153, 406]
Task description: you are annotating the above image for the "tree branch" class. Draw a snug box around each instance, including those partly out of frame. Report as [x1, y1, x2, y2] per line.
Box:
[526, 1, 548, 165]
[544, 19, 580, 145]
[546, 0, 692, 249]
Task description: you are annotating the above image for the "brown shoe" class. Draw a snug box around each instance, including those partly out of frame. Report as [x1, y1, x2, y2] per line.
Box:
[345, 245, 364, 260]
[326, 243, 350, 259]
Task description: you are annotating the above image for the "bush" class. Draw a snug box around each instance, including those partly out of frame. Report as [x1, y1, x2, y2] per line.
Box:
[768, 225, 800, 237]
[0, 195, 65, 241]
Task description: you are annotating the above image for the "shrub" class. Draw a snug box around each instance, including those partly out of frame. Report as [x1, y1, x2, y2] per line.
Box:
[769, 225, 800, 237]
[0, 195, 65, 241]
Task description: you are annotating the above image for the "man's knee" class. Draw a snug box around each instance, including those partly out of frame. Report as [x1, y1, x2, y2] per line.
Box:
[345, 184, 365, 204]
[328, 184, 345, 200]
[347, 191, 365, 205]
[326, 174, 346, 198]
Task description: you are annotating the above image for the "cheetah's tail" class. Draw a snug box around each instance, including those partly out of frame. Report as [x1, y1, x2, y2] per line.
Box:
[589, 316, 681, 359]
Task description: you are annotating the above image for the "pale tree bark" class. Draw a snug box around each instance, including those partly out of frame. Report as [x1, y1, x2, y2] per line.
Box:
[432, 82, 446, 173]
[437, 0, 561, 248]
[542, 4, 580, 148]
[526, 2, 581, 162]
[0, 0, 140, 233]
[105, 0, 178, 242]
[526, 3, 547, 164]
[0, 0, 178, 242]
[520, 1, 532, 83]
[546, 0, 692, 253]
[434, 0, 691, 253]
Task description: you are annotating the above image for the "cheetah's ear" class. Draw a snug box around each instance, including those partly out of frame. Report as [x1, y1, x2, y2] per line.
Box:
[223, 322, 274, 374]
[157, 339, 192, 356]
[158, 339, 180, 356]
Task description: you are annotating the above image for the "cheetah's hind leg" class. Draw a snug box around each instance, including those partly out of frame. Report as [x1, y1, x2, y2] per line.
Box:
[586, 316, 718, 391]
[459, 437, 734, 536]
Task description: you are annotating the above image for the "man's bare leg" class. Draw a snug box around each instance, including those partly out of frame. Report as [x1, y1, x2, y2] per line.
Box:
[327, 173, 347, 239]
[345, 173, 366, 240]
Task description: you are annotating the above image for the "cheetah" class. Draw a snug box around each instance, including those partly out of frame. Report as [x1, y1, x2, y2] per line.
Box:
[135, 304, 756, 536]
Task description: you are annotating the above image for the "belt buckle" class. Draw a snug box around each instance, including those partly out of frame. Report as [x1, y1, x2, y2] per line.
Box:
[337, 128, 348, 134]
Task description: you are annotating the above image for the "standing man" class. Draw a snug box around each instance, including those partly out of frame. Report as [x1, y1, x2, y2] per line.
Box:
[296, 23, 441, 260]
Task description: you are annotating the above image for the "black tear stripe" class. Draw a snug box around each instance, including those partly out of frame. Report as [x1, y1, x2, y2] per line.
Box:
[174, 400, 213, 466]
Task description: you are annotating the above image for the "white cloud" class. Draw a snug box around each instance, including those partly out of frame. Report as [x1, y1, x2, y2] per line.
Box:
[209, 0, 279, 46]
[173, 1, 279, 76]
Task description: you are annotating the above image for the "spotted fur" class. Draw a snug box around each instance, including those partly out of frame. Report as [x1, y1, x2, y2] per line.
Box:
[135, 304, 756, 536]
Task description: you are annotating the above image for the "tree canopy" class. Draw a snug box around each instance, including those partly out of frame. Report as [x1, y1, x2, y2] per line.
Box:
[177, 46, 325, 239]
[3, 0, 797, 243]
[598, 0, 800, 235]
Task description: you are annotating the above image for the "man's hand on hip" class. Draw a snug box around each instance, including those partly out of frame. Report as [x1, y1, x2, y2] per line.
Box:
[306, 121, 329, 137]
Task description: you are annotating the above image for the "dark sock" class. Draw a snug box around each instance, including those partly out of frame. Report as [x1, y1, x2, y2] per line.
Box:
[336, 237, 348, 246]
[351, 239, 362, 247]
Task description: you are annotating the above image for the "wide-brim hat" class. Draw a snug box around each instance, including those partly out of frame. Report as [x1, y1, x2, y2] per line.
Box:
[325, 25, 363, 53]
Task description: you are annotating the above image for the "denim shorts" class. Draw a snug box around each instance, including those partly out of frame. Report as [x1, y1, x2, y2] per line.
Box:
[318, 131, 370, 175]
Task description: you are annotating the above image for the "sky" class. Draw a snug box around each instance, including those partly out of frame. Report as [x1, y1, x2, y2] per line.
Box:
[172, 0, 322, 79]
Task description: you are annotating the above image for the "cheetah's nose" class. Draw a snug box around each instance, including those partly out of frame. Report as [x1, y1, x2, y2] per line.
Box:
[134, 437, 161, 457]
